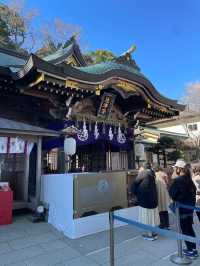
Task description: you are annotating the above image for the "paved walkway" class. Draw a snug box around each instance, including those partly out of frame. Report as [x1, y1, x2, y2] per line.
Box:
[0, 214, 200, 266]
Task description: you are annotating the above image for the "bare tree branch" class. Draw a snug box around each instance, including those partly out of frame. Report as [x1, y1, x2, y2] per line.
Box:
[182, 81, 200, 112]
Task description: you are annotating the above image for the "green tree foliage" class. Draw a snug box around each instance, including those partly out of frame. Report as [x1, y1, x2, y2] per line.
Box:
[0, 1, 116, 62]
[0, 16, 12, 47]
[167, 150, 183, 161]
[158, 136, 175, 149]
[0, 1, 37, 52]
[85, 50, 116, 64]
[0, 1, 81, 55]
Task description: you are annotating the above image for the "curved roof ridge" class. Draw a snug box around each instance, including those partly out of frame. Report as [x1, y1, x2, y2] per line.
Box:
[43, 42, 87, 66]
[76, 61, 143, 76]
[43, 43, 74, 62]
[6, 53, 184, 112]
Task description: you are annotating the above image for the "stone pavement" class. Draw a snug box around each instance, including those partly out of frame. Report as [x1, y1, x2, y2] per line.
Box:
[0, 214, 200, 266]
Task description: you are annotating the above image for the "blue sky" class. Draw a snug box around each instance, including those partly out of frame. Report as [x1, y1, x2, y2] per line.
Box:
[4, 0, 200, 101]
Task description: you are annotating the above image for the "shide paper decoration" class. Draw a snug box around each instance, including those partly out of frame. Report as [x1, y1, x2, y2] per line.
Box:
[77, 121, 89, 141]
[94, 122, 100, 140]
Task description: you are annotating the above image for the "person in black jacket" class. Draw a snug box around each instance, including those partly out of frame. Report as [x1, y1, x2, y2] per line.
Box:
[131, 162, 159, 240]
[169, 160, 198, 258]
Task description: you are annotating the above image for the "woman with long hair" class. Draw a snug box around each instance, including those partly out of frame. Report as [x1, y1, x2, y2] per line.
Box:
[132, 163, 159, 241]
[169, 160, 198, 258]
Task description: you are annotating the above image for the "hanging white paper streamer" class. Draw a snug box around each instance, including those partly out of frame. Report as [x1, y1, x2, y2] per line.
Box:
[77, 121, 88, 141]
[0, 137, 7, 153]
[9, 137, 25, 153]
[94, 122, 99, 139]
[117, 125, 126, 144]
[109, 127, 114, 141]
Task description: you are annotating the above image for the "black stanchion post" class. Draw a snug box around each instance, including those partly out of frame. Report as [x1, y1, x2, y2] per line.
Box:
[109, 210, 115, 266]
[170, 203, 192, 265]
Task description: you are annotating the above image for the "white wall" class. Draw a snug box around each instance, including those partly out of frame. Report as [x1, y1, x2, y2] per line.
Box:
[160, 121, 200, 139]
[161, 125, 186, 135]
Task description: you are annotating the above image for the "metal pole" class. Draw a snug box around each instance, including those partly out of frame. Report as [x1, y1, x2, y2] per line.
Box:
[170, 203, 192, 265]
[109, 210, 115, 266]
[176, 205, 184, 258]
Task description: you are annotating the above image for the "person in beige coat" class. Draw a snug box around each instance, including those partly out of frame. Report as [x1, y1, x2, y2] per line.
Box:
[192, 164, 200, 222]
[153, 165, 170, 229]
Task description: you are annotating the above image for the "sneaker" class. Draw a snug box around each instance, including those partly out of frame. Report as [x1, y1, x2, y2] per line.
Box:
[152, 233, 158, 240]
[142, 234, 157, 241]
[183, 249, 199, 259]
[192, 250, 199, 258]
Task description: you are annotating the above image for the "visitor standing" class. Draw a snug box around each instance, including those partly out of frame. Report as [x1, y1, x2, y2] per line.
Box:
[131, 163, 159, 241]
[169, 160, 198, 258]
[153, 165, 170, 229]
[192, 164, 200, 222]
[164, 166, 173, 189]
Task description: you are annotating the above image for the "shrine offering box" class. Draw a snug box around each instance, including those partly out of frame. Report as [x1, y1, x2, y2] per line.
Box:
[0, 188, 13, 225]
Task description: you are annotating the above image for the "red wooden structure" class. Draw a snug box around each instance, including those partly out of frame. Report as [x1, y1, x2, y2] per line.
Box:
[0, 189, 13, 225]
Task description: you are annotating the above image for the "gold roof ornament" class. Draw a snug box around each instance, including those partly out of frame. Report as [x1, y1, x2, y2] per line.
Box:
[29, 73, 45, 87]
[117, 81, 137, 92]
[114, 44, 140, 69]
[65, 80, 79, 89]
[122, 45, 137, 56]
[95, 84, 103, 95]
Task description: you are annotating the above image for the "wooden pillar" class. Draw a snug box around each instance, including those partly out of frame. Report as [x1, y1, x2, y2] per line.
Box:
[23, 154, 30, 202]
[132, 134, 136, 169]
[57, 148, 65, 173]
[35, 136, 42, 206]
[128, 128, 135, 169]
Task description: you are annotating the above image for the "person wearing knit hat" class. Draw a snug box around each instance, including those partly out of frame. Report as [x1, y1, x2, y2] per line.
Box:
[169, 160, 198, 258]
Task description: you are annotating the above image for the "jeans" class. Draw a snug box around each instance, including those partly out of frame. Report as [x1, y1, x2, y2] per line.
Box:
[180, 216, 196, 251]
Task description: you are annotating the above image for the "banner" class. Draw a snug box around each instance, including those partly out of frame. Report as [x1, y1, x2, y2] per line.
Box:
[44, 120, 134, 151]
[0, 137, 34, 154]
[0, 137, 7, 153]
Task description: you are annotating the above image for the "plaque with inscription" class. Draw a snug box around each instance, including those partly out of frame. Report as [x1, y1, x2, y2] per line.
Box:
[97, 93, 116, 118]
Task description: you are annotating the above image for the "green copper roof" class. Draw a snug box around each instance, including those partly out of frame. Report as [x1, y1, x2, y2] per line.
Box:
[43, 44, 73, 62]
[0, 51, 26, 72]
[77, 62, 144, 77]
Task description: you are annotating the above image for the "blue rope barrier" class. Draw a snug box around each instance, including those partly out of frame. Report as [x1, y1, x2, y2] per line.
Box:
[176, 203, 200, 212]
[113, 214, 200, 245]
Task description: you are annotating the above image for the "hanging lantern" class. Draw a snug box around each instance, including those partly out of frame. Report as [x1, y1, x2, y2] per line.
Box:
[64, 137, 76, 155]
[135, 143, 145, 158]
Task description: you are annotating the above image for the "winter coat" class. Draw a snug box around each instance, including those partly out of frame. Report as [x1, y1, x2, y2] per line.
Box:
[155, 171, 170, 212]
[169, 175, 196, 215]
[193, 174, 200, 205]
[131, 169, 158, 209]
